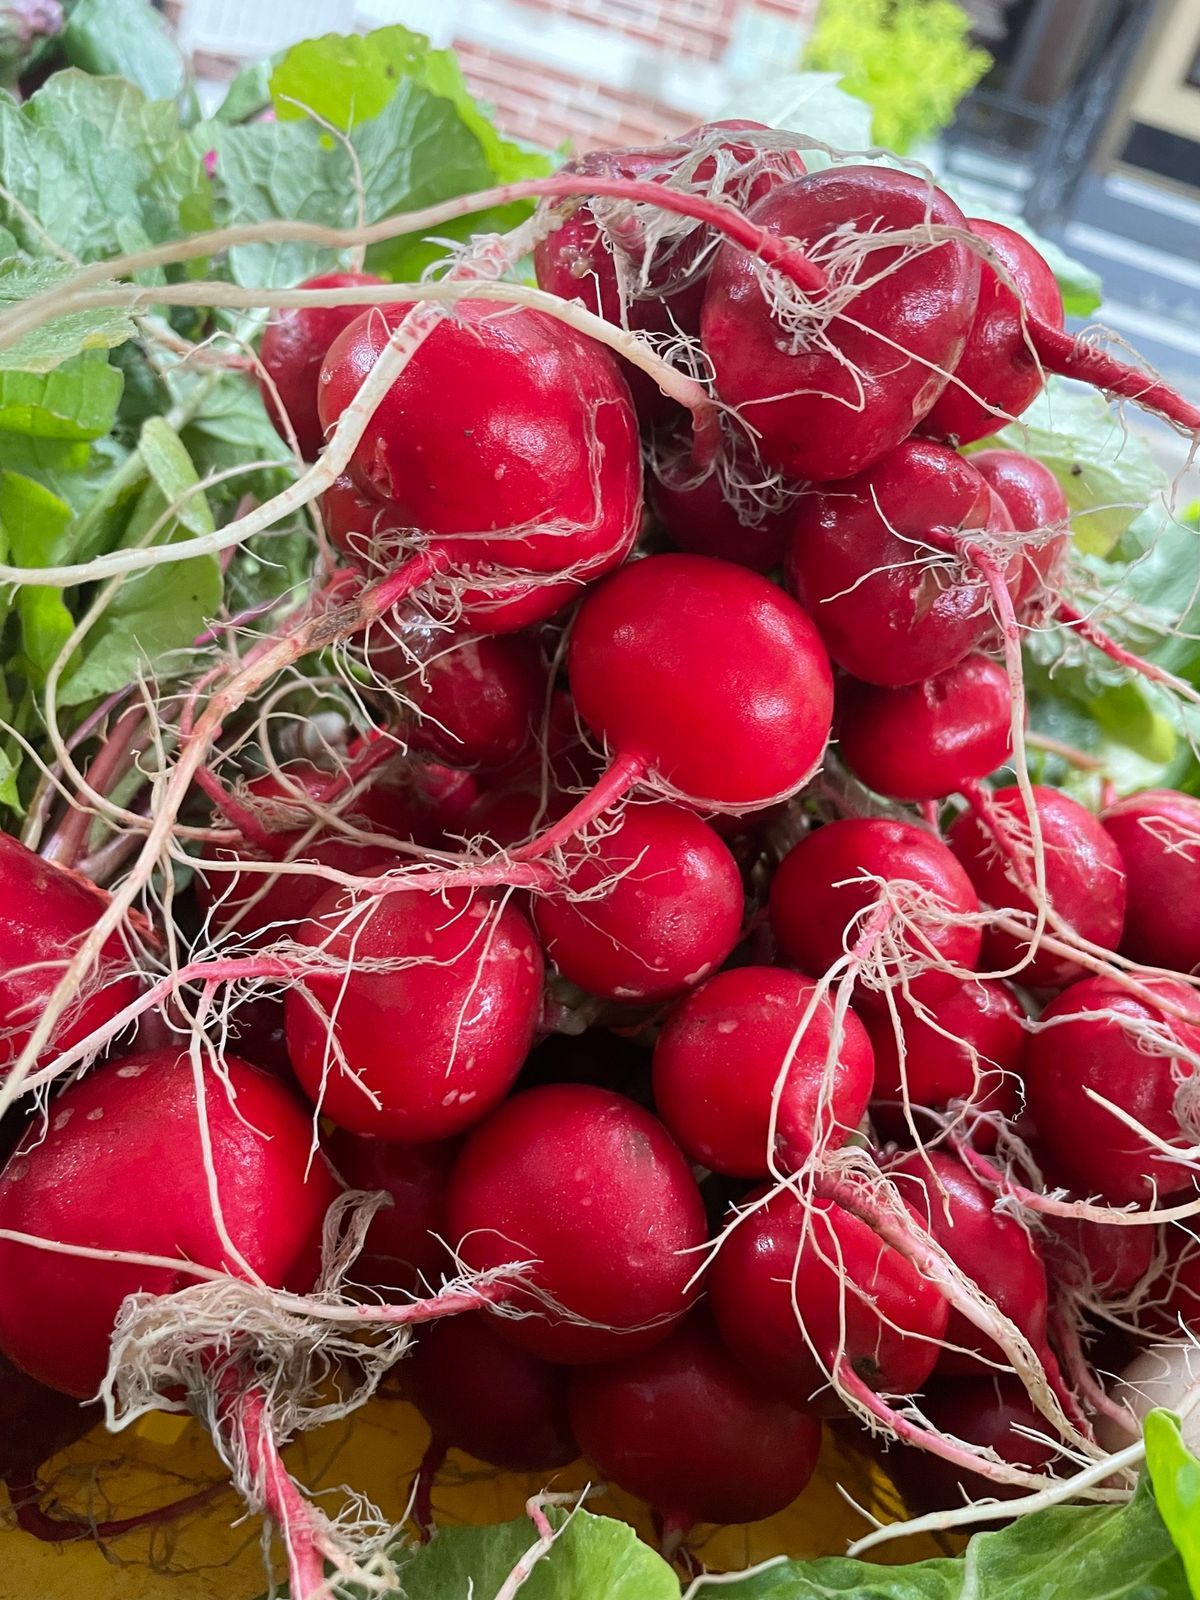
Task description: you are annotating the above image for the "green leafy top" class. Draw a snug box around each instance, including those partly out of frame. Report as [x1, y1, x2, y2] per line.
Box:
[0, 2, 552, 813]
[316, 1435, 1193, 1600]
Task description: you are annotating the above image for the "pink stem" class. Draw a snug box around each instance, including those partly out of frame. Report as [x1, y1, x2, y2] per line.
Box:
[918, 799, 940, 831]
[524, 174, 827, 295]
[41, 704, 150, 868]
[1030, 319, 1200, 435]
[1054, 598, 1199, 701]
[836, 1359, 1052, 1491]
[227, 1387, 326, 1600]
[512, 748, 648, 861]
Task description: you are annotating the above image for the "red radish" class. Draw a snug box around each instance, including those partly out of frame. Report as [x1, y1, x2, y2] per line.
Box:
[368, 631, 548, 772]
[564, 553, 833, 815]
[534, 122, 802, 420]
[1043, 1215, 1157, 1301]
[0, 1050, 338, 1397]
[652, 966, 874, 1177]
[865, 979, 1025, 1145]
[970, 448, 1070, 611]
[325, 1129, 457, 1293]
[259, 270, 384, 459]
[887, 1375, 1059, 1511]
[1025, 973, 1200, 1204]
[948, 784, 1126, 987]
[701, 168, 980, 483]
[446, 1084, 707, 1363]
[317, 301, 642, 631]
[322, 472, 395, 561]
[407, 1314, 576, 1470]
[650, 441, 793, 573]
[710, 1186, 950, 1406]
[284, 884, 544, 1142]
[1101, 789, 1200, 976]
[889, 1149, 1051, 1375]
[768, 819, 982, 1004]
[568, 1313, 821, 1525]
[837, 656, 1014, 802]
[922, 219, 1200, 445]
[532, 802, 744, 1002]
[786, 441, 1019, 687]
[0, 833, 141, 1075]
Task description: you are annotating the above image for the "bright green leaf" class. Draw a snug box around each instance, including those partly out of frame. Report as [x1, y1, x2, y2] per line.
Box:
[138, 416, 214, 537]
[0, 259, 136, 373]
[1146, 1409, 1200, 1592]
[214, 57, 276, 125]
[0, 70, 210, 265]
[972, 378, 1165, 554]
[59, 0, 186, 104]
[269, 25, 551, 187]
[0, 470, 75, 680]
[0, 349, 123, 439]
[390, 1508, 678, 1600]
[59, 507, 221, 706]
[717, 1475, 1185, 1599]
[205, 115, 357, 287]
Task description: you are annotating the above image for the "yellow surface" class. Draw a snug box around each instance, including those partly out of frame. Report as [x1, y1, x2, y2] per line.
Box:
[0, 1392, 946, 1598]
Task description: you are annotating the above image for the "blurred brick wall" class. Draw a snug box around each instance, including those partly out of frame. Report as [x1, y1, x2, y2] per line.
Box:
[177, 0, 819, 151]
[451, 0, 819, 149]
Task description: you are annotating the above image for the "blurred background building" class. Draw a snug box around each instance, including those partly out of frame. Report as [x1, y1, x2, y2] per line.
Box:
[170, 0, 1200, 388]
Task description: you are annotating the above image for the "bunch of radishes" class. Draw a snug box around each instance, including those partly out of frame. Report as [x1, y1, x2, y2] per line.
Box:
[3, 120, 1200, 1593]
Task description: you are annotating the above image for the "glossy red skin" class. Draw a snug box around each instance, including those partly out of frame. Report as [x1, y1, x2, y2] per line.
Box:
[533, 123, 802, 423]
[948, 784, 1127, 987]
[0, 833, 142, 1076]
[1025, 974, 1200, 1204]
[533, 803, 744, 1003]
[324, 1128, 457, 1294]
[568, 554, 834, 810]
[569, 1314, 820, 1524]
[865, 979, 1025, 1145]
[322, 472, 397, 563]
[650, 455, 792, 573]
[196, 762, 440, 942]
[890, 1150, 1049, 1374]
[369, 632, 547, 772]
[652, 966, 873, 1178]
[259, 271, 384, 459]
[710, 1187, 950, 1406]
[786, 441, 1018, 687]
[408, 1314, 577, 1470]
[285, 886, 544, 1142]
[1042, 1214, 1157, 1300]
[1102, 789, 1200, 976]
[887, 1375, 1059, 1511]
[769, 819, 982, 1007]
[317, 302, 641, 631]
[0, 1051, 338, 1397]
[446, 1084, 707, 1363]
[921, 220, 1064, 446]
[701, 168, 979, 483]
[838, 656, 1013, 802]
[970, 448, 1070, 611]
